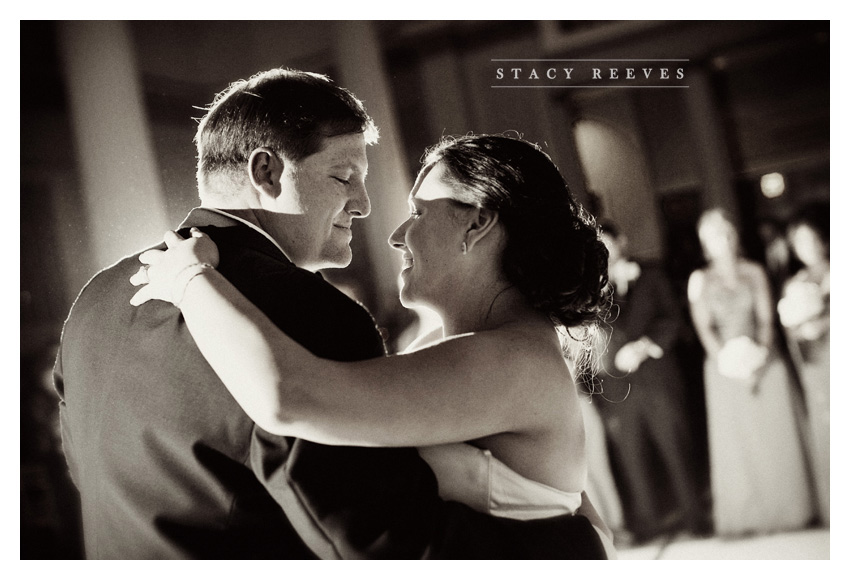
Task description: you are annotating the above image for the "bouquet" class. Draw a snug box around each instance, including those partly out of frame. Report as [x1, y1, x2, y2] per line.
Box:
[717, 335, 768, 381]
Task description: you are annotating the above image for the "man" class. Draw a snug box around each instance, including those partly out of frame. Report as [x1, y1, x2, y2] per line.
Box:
[595, 222, 706, 544]
[54, 68, 606, 559]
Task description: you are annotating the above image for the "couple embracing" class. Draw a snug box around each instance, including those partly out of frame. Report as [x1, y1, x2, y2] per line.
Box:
[55, 68, 615, 559]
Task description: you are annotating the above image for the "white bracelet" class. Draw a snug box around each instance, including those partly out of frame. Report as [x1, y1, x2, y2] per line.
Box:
[172, 262, 216, 307]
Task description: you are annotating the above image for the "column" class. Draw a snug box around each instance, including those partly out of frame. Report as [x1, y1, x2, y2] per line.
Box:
[57, 21, 170, 271]
[332, 21, 411, 319]
[684, 67, 740, 226]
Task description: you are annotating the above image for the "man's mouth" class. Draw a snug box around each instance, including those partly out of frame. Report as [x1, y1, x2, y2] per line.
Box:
[402, 256, 413, 270]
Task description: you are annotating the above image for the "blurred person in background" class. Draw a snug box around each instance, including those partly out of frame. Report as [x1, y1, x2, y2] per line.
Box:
[688, 208, 814, 536]
[593, 222, 706, 544]
[756, 218, 792, 295]
[778, 203, 829, 526]
[130, 134, 618, 558]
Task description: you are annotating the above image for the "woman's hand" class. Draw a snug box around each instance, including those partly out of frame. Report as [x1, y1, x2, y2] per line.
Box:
[717, 335, 768, 382]
[130, 228, 220, 306]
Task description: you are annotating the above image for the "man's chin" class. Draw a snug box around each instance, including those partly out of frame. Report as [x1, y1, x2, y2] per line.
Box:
[316, 249, 353, 270]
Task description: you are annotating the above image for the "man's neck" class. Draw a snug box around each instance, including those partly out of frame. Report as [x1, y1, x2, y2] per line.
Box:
[206, 206, 261, 228]
[200, 205, 300, 266]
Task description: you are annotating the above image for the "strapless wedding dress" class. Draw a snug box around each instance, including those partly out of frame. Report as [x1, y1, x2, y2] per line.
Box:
[418, 442, 617, 558]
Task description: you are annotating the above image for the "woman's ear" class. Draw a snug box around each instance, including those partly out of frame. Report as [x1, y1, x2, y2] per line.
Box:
[247, 148, 283, 200]
[464, 207, 500, 252]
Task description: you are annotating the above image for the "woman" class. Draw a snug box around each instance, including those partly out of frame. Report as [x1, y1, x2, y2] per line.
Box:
[778, 207, 830, 525]
[687, 208, 813, 536]
[131, 135, 615, 554]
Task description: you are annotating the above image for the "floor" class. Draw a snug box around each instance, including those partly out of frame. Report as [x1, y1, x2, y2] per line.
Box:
[616, 527, 830, 560]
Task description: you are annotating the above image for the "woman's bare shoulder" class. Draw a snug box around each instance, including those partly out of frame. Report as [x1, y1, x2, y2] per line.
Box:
[687, 268, 709, 302]
[435, 322, 572, 394]
[473, 320, 565, 361]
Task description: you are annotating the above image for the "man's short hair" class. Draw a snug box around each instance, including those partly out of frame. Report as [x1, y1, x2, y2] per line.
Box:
[195, 68, 379, 181]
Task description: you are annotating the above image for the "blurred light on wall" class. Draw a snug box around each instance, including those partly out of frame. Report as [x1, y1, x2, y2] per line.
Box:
[760, 172, 785, 198]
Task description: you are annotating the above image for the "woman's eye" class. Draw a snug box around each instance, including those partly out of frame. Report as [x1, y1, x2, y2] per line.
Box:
[333, 177, 350, 185]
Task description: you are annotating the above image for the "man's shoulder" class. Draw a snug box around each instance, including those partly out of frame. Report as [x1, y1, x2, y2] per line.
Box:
[67, 245, 162, 314]
[194, 224, 385, 360]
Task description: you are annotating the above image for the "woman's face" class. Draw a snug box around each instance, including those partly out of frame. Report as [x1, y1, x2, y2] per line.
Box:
[789, 223, 827, 267]
[699, 215, 739, 262]
[388, 162, 468, 309]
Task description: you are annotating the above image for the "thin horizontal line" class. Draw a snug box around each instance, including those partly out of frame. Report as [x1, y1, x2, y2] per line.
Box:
[491, 59, 690, 62]
[491, 85, 690, 89]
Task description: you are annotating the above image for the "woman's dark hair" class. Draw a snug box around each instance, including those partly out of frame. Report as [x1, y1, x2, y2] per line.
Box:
[421, 134, 611, 331]
[788, 201, 829, 249]
[195, 68, 378, 180]
[597, 220, 622, 240]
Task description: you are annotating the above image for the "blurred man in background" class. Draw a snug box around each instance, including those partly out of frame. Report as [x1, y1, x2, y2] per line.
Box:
[595, 222, 706, 544]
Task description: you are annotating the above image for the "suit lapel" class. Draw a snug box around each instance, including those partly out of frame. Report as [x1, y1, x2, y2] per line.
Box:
[177, 207, 293, 266]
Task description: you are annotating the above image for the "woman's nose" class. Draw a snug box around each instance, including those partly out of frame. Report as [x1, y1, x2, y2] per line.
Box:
[388, 219, 409, 249]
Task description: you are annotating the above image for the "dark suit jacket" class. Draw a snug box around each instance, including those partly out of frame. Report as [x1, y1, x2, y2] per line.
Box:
[54, 207, 605, 559]
[599, 262, 685, 407]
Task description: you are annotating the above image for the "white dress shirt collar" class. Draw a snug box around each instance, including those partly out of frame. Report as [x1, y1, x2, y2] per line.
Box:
[204, 207, 293, 264]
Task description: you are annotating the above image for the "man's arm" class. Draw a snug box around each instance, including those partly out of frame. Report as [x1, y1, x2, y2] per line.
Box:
[637, 267, 681, 354]
[52, 334, 80, 491]
[254, 435, 606, 559]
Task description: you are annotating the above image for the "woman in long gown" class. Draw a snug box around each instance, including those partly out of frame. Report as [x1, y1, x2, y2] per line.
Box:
[778, 209, 830, 525]
[131, 135, 616, 556]
[687, 209, 813, 536]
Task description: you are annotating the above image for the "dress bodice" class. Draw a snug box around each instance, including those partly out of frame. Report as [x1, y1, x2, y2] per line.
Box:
[701, 268, 759, 342]
[418, 442, 618, 558]
[417, 443, 583, 520]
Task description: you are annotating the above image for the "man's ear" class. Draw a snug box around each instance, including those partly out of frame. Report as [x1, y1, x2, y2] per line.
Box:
[247, 147, 283, 199]
[464, 207, 500, 252]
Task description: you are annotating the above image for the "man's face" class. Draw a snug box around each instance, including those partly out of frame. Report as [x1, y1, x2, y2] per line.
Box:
[265, 133, 370, 271]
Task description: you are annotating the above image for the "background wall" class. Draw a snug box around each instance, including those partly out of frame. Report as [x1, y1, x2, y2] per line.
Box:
[20, 20, 830, 559]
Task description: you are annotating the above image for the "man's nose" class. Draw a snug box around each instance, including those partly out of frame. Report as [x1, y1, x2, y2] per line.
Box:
[347, 182, 371, 218]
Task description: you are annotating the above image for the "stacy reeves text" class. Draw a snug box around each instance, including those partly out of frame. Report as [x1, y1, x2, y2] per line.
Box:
[495, 67, 686, 81]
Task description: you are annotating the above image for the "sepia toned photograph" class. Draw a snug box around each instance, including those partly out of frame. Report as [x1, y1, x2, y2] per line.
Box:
[20, 19, 830, 561]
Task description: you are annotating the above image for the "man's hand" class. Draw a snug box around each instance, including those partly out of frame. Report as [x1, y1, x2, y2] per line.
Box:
[613, 336, 663, 373]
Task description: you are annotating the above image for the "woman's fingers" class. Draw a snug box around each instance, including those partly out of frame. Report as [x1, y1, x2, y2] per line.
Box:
[139, 248, 164, 265]
[129, 284, 154, 306]
[164, 230, 186, 248]
[130, 228, 219, 308]
[129, 265, 149, 287]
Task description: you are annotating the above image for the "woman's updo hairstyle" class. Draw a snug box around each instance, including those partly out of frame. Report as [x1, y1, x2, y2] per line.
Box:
[421, 133, 610, 331]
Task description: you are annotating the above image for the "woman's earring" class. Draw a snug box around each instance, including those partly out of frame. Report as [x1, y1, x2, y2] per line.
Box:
[461, 241, 468, 255]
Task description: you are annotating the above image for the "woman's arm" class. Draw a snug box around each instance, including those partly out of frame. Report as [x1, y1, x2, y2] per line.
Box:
[687, 270, 722, 357]
[132, 231, 558, 448]
[748, 263, 775, 348]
